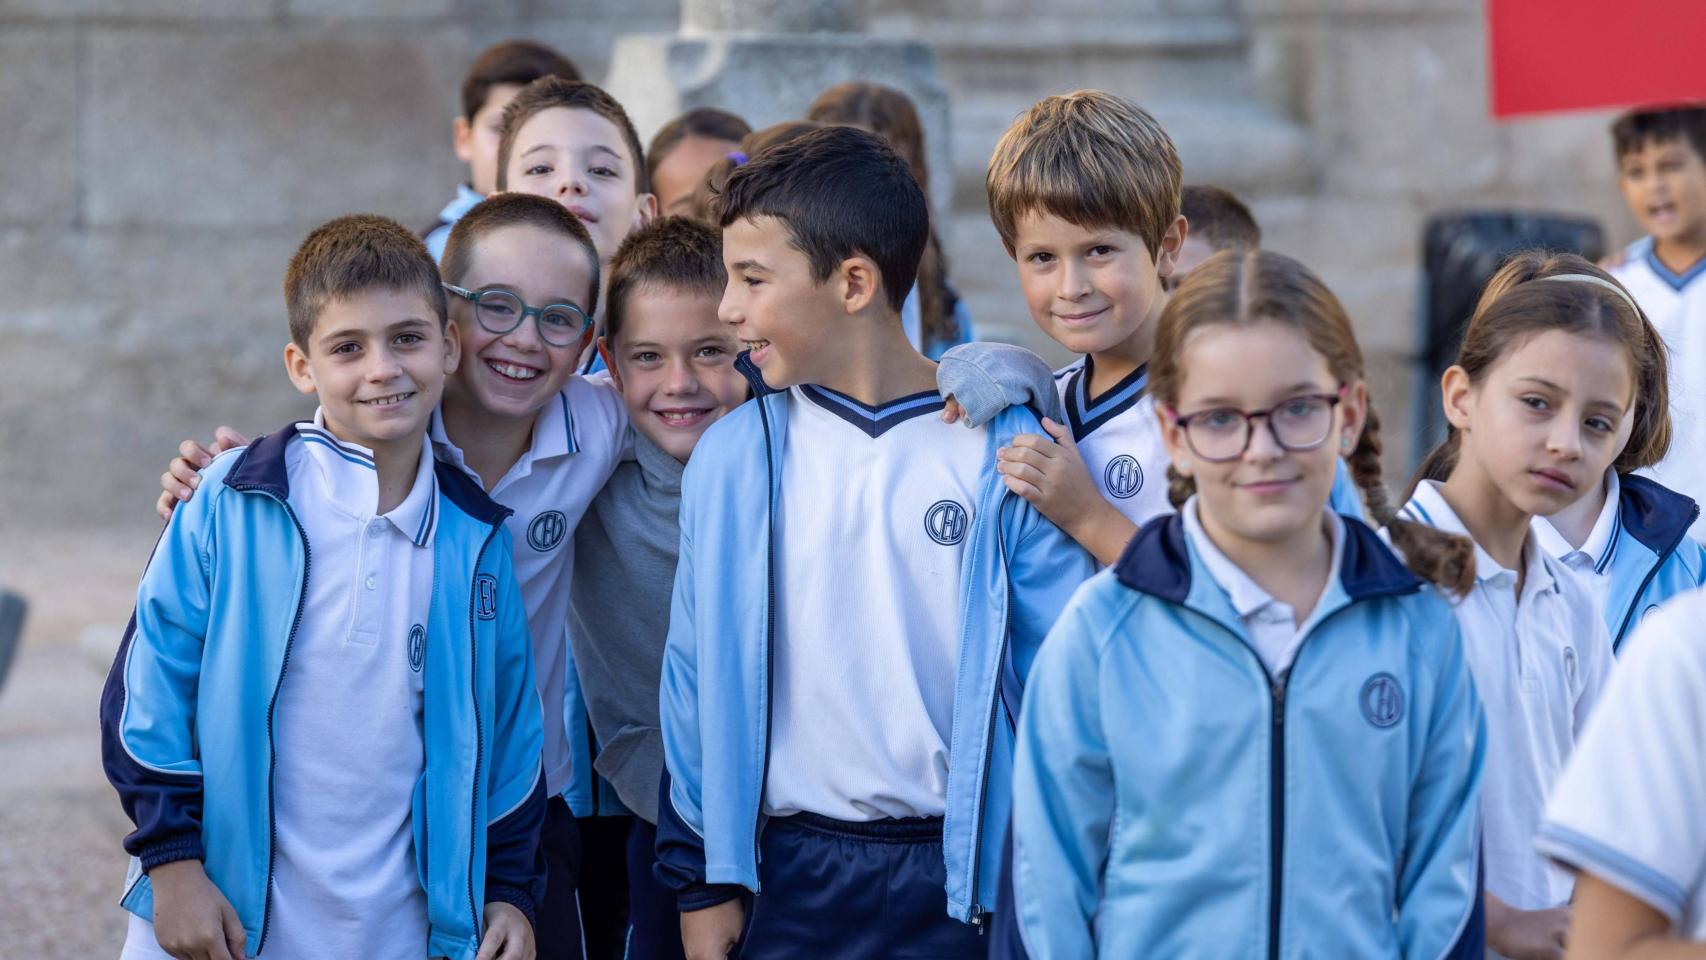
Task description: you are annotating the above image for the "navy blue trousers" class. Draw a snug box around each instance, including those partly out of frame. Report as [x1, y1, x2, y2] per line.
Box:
[626, 818, 687, 960]
[736, 813, 987, 960]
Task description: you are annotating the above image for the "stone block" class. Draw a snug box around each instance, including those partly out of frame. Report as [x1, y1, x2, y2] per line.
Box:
[83, 26, 466, 229]
[287, 0, 456, 17]
[0, 30, 77, 227]
[0, 0, 269, 17]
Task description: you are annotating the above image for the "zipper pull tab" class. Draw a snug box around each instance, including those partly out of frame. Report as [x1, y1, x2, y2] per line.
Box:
[1272, 682, 1287, 724]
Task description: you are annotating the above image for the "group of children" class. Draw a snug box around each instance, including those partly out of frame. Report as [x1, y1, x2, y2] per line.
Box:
[99, 33, 1706, 960]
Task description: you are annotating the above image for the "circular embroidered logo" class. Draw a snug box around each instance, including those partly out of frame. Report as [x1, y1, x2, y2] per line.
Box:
[1563, 646, 1578, 687]
[925, 500, 969, 546]
[527, 510, 568, 552]
[1643, 603, 1661, 622]
[1360, 673, 1404, 728]
[408, 624, 426, 673]
[1104, 455, 1144, 500]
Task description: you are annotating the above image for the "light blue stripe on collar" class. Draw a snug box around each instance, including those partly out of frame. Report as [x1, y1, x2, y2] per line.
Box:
[1643, 243, 1706, 291]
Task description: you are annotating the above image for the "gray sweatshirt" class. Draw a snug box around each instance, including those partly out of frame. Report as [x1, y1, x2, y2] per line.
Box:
[566, 428, 683, 825]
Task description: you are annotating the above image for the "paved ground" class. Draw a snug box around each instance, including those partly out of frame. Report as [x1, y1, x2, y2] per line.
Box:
[0, 524, 161, 957]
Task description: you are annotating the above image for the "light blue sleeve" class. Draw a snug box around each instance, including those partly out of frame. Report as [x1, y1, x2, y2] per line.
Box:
[936, 342, 1065, 429]
[1011, 587, 1115, 958]
[1006, 501, 1097, 687]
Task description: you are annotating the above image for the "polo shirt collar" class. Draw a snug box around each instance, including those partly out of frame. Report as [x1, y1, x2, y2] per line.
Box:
[1536, 469, 1620, 574]
[1406, 479, 1557, 595]
[1183, 495, 1344, 622]
[298, 408, 438, 547]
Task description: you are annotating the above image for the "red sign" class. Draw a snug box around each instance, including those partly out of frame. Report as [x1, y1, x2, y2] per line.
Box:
[1489, 0, 1706, 117]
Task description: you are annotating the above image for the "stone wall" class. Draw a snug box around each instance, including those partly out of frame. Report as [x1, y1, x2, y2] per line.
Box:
[0, 0, 1641, 531]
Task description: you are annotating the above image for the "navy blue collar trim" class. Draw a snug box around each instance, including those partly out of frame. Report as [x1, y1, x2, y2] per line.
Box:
[1644, 245, 1706, 291]
[1065, 357, 1149, 441]
[799, 384, 946, 438]
[1113, 512, 1423, 603]
[734, 351, 779, 397]
[1618, 473, 1700, 555]
[223, 421, 510, 527]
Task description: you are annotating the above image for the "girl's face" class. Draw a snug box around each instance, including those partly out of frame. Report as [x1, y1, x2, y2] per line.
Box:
[1161, 321, 1366, 546]
[1444, 328, 1636, 518]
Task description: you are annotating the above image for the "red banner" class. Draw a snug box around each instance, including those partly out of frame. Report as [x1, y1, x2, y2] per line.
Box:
[1489, 0, 1706, 118]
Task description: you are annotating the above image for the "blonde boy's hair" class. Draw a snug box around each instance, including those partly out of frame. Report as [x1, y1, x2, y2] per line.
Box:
[986, 90, 1182, 261]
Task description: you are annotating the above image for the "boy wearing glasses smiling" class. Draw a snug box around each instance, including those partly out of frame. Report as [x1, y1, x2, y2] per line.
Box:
[156, 192, 630, 959]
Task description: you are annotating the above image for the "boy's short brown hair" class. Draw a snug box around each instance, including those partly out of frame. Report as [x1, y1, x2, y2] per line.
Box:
[284, 215, 447, 351]
[441, 193, 602, 315]
[1612, 105, 1706, 164]
[496, 78, 650, 195]
[461, 40, 580, 121]
[986, 90, 1181, 261]
[1181, 184, 1261, 252]
[604, 216, 725, 344]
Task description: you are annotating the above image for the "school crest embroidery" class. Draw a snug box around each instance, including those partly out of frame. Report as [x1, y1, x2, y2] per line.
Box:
[925, 500, 968, 546]
[1360, 673, 1404, 728]
[1104, 455, 1144, 499]
[408, 624, 425, 672]
[475, 574, 498, 621]
[1563, 646, 1579, 687]
[528, 510, 568, 551]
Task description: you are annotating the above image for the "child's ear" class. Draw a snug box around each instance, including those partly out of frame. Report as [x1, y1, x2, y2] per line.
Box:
[442, 319, 462, 375]
[1440, 365, 1474, 432]
[1155, 214, 1188, 280]
[838, 255, 880, 315]
[633, 193, 658, 232]
[1155, 403, 1192, 477]
[1340, 380, 1369, 452]
[596, 336, 624, 392]
[453, 116, 474, 166]
[284, 342, 318, 397]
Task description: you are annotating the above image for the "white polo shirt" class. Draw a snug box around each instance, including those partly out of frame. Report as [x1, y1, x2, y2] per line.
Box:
[1399, 480, 1613, 910]
[1612, 238, 1706, 541]
[763, 384, 987, 822]
[430, 376, 627, 799]
[1053, 357, 1172, 529]
[1535, 468, 1621, 614]
[123, 410, 441, 960]
[1537, 588, 1706, 938]
[1183, 496, 1345, 678]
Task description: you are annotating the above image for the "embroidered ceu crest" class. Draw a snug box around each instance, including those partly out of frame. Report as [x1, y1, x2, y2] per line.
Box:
[528, 510, 568, 551]
[475, 574, 498, 621]
[408, 624, 425, 672]
[925, 500, 968, 546]
[1104, 455, 1144, 499]
[1360, 673, 1404, 728]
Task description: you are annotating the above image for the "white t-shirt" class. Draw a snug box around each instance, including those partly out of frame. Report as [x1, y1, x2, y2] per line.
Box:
[124, 411, 439, 959]
[1053, 357, 1171, 529]
[1611, 238, 1706, 541]
[763, 384, 986, 821]
[430, 376, 626, 799]
[1535, 468, 1620, 615]
[1537, 587, 1706, 938]
[1399, 480, 1614, 910]
[1183, 496, 1345, 678]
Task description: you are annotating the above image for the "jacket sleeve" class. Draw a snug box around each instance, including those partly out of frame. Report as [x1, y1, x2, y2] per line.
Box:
[98, 479, 222, 872]
[936, 342, 1064, 429]
[1005, 500, 1096, 696]
[655, 510, 745, 912]
[483, 534, 548, 929]
[1397, 609, 1487, 960]
[1010, 592, 1114, 958]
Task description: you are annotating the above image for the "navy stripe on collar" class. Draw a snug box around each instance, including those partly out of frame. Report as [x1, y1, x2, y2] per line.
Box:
[1113, 511, 1422, 603]
[1644, 245, 1706, 292]
[1064, 357, 1149, 441]
[799, 384, 946, 438]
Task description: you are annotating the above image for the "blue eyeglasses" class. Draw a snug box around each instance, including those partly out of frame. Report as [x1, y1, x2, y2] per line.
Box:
[443, 283, 592, 348]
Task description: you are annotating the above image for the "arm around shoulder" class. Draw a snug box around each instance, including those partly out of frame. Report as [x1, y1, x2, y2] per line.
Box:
[937, 342, 1064, 428]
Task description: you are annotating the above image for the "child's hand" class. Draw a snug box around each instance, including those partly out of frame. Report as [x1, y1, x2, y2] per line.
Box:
[156, 428, 249, 521]
[1487, 894, 1569, 960]
[680, 899, 743, 960]
[148, 859, 247, 960]
[996, 418, 1100, 530]
[475, 901, 534, 960]
[940, 395, 968, 426]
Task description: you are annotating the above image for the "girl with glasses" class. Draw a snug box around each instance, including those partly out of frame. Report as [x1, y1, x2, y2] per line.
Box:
[1004, 249, 1486, 958]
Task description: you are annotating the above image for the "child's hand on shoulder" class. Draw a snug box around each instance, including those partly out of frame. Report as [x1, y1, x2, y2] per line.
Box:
[148, 859, 247, 960]
[476, 901, 534, 960]
[680, 899, 744, 960]
[156, 427, 249, 521]
[997, 418, 1100, 528]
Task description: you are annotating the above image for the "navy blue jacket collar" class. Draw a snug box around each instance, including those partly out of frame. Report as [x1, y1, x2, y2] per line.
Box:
[734, 351, 778, 397]
[1618, 473, 1699, 556]
[224, 422, 510, 527]
[1114, 511, 1423, 604]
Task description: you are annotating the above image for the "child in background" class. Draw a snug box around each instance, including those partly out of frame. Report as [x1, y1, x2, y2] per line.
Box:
[647, 108, 752, 217]
[681, 121, 823, 226]
[1536, 588, 1706, 952]
[1008, 249, 1484, 958]
[424, 39, 581, 260]
[658, 126, 1093, 959]
[156, 194, 631, 960]
[1170, 183, 1262, 286]
[110, 216, 545, 960]
[1606, 106, 1706, 541]
[806, 81, 974, 358]
[1401, 270, 1632, 959]
[1474, 253, 1706, 652]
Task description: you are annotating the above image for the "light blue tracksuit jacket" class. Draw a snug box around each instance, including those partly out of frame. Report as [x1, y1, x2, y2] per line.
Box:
[1600, 473, 1706, 650]
[1009, 512, 1487, 958]
[655, 354, 1095, 925]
